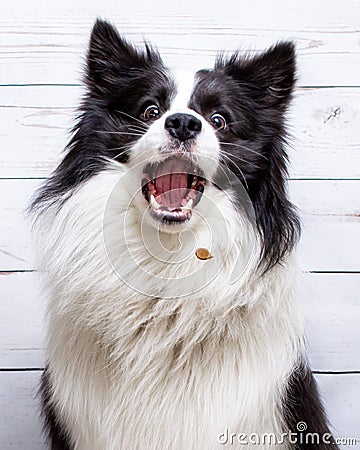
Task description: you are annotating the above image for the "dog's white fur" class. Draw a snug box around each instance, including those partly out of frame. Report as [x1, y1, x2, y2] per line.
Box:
[33, 81, 304, 449]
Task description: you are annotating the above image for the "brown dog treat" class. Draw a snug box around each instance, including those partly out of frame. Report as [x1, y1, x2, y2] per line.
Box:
[195, 248, 213, 260]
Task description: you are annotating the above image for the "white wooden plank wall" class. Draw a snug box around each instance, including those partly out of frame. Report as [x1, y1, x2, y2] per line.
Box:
[0, 0, 359, 448]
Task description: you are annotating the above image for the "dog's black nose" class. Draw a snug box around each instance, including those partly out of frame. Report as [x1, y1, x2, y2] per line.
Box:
[165, 113, 202, 142]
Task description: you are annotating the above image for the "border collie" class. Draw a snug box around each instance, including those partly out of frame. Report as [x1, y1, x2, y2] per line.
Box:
[30, 19, 338, 450]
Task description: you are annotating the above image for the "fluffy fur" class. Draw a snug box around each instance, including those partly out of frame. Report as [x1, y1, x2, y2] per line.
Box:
[31, 19, 337, 449]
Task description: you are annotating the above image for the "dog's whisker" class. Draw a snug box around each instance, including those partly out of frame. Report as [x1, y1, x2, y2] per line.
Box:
[219, 152, 249, 191]
[114, 110, 150, 128]
[220, 142, 268, 160]
[113, 150, 129, 159]
[124, 127, 147, 135]
[223, 120, 245, 128]
[126, 124, 148, 133]
[94, 130, 144, 138]
[108, 146, 127, 152]
[219, 149, 262, 171]
[108, 146, 130, 156]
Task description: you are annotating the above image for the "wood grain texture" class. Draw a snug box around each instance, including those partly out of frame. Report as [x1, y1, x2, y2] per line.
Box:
[0, 0, 359, 86]
[0, 272, 44, 369]
[303, 273, 360, 372]
[290, 180, 360, 272]
[0, 370, 358, 449]
[0, 371, 44, 449]
[0, 86, 359, 179]
[316, 374, 360, 448]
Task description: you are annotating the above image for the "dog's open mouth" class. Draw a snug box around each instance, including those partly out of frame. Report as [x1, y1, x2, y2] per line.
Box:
[141, 156, 206, 223]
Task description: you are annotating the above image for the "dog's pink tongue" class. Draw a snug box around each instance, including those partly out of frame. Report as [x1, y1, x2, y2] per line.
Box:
[155, 159, 189, 207]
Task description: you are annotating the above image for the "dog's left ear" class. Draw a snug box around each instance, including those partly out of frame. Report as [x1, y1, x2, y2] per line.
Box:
[86, 19, 161, 95]
[224, 42, 296, 110]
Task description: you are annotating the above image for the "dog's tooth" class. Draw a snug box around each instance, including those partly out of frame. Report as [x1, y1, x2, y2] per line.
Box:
[182, 198, 193, 211]
[150, 194, 161, 210]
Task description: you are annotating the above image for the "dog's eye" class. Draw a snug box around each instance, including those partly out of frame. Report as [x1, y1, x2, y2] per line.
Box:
[210, 113, 226, 130]
[142, 105, 160, 121]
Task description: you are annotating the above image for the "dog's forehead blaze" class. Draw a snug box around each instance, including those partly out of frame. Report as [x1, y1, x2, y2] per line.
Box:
[169, 69, 197, 111]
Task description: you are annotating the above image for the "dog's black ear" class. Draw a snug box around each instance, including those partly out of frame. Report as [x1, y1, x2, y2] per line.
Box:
[221, 42, 296, 109]
[86, 19, 160, 94]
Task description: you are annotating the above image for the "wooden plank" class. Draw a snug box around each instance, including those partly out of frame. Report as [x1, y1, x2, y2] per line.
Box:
[1, 271, 359, 372]
[303, 274, 360, 372]
[0, 87, 75, 178]
[316, 374, 360, 447]
[289, 88, 360, 179]
[0, 0, 359, 86]
[0, 86, 359, 179]
[290, 180, 360, 216]
[0, 272, 44, 368]
[289, 180, 360, 273]
[0, 179, 37, 271]
[1, 179, 358, 272]
[0, 370, 358, 449]
[0, 371, 44, 449]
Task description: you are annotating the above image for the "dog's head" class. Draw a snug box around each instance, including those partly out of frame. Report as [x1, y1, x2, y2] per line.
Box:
[36, 19, 300, 271]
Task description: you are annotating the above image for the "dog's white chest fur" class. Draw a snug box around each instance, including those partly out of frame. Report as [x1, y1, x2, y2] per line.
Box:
[35, 170, 303, 450]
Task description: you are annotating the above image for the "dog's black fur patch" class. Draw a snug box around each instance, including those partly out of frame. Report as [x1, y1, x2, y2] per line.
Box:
[39, 368, 73, 449]
[190, 43, 300, 271]
[283, 361, 339, 449]
[31, 19, 176, 211]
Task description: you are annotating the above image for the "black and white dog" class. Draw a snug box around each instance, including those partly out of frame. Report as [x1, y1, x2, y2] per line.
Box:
[31, 19, 338, 449]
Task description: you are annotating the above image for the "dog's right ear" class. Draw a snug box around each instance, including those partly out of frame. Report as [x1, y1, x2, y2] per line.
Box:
[217, 42, 296, 112]
[86, 19, 159, 95]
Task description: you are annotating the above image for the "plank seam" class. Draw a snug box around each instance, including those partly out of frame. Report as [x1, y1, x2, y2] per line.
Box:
[308, 271, 360, 274]
[1, 84, 360, 89]
[1, 368, 359, 374]
[0, 178, 359, 182]
[2, 270, 359, 275]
